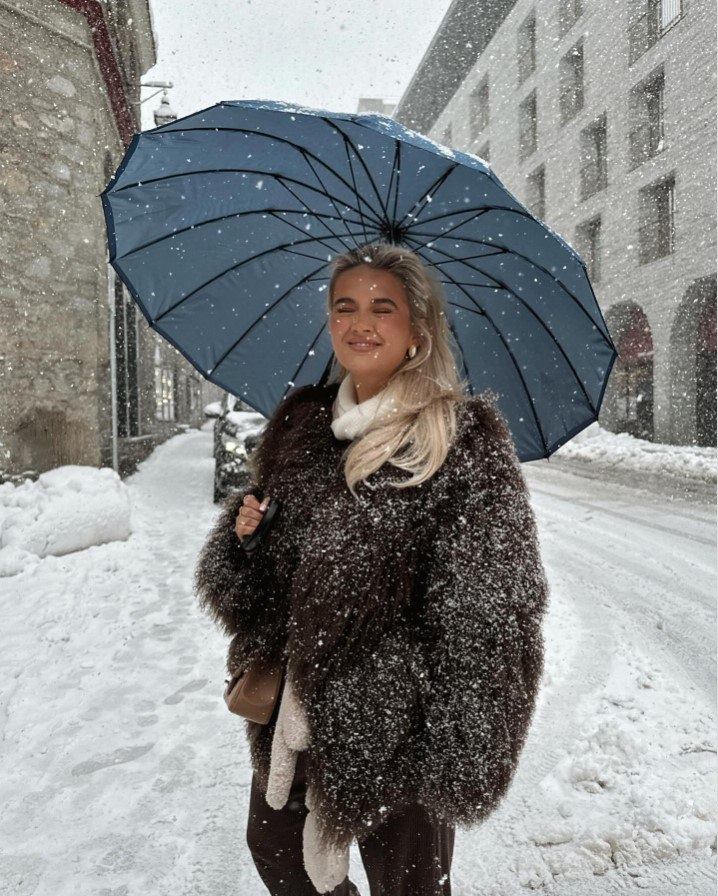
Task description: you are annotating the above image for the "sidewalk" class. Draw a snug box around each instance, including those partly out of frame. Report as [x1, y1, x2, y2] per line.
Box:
[536, 423, 716, 506]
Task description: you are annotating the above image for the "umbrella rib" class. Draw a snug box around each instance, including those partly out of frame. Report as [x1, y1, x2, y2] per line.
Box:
[406, 203, 532, 230]
[390, 140, 401, 224]
[435, 246, 597, 413]
[408, 236, 597, 421]
[298, 149, 364, 248]
[283, 248, 337, 265]
[394, 164, 459, 233]
[116, 208, 368, 261]
[112, 167, 384, 232]
[418, 230, 599, 339]
[384, 140, 399, 225]
[154, 230, 370, 323]
[430, 251, 505, 265]
[445, 314, 474, 395]
[270, 179, 357, 254]
[327, 119, 391, 227]
[337, 134, 370, 243]
[208, 259, 330, 378]
[113, 125, 387, 225]
[266, 207, 363, 259]
[287, 318, 332, 391]
[402, 235, 488, 320]
[404, 235, 551, 447]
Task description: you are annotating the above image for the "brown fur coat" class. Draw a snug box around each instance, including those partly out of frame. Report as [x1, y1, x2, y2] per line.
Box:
[193, 381, 550, 853]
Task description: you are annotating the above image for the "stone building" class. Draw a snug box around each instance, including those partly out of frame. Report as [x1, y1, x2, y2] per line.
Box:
[356, 97, 396, 116]
[0, 0, 222, 482]
[394, 0, 716, 446]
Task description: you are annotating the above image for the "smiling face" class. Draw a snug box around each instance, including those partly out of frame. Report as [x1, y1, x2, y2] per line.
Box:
[328, 265, 419, 403]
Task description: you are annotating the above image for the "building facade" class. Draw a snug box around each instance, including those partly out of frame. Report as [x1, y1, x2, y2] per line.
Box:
[0, 0, 221, 483]
[394, 0, 716, 447]
[356, 97, 396, 116]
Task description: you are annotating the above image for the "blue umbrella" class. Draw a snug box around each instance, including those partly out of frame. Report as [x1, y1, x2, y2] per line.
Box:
[100, 98, 617, 462]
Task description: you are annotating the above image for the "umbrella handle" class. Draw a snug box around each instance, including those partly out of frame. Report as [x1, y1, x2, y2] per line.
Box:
[240, 496, 282, 554]
[318, 352, 335, 387]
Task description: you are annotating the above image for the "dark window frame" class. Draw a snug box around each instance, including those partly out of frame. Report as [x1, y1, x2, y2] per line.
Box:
[517, 11, 537, 85]
[579, 112, 608, 200]
[559, 40, 584, 125]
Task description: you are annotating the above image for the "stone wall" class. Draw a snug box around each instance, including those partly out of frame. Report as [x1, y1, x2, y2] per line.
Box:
[0, 0, 215, 481]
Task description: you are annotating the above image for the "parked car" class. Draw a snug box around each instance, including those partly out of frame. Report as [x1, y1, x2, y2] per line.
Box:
[204, 393, 267, 503]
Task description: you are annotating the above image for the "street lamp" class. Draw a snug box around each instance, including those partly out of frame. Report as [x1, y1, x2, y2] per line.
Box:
[131, 79, 174, 106]
[153, 90, 177, 127]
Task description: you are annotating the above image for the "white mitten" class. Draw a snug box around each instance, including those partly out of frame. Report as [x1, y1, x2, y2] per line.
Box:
[303, 783, 351, 894]
[265, 676, 350, 893]
[265, 682, 299, 809]
[282, 676, 311, 751]
[265, 676, 312, 809]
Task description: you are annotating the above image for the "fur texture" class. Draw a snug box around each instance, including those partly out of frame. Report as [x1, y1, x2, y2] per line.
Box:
[193, 382, 550, 855]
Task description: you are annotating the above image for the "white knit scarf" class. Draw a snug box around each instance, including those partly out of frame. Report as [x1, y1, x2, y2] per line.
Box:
[330, 371, 401, 440]
[264, 372, 396, 893]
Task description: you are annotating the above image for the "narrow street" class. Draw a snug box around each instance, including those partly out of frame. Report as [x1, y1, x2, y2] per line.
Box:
[0, 424, 714, 895]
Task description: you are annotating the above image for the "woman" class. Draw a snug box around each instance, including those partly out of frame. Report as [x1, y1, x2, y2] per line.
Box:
[194, 242, 550, 895]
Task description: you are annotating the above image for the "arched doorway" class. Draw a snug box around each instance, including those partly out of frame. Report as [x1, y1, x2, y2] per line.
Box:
[611, 304, 655, 440]
[671, 275, 717, 445]
[696, 297, 716, 446]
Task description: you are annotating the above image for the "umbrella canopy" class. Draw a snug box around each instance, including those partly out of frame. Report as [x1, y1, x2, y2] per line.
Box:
[100, 98, 617, 462]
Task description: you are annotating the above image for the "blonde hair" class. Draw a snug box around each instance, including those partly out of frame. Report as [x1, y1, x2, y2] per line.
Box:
[326, 242, 470, 498]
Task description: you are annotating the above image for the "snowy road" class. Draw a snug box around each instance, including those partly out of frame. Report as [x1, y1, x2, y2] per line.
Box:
[0, 425, 714, 895]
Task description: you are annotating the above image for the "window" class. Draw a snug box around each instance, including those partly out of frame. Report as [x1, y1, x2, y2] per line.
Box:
[525, 164, 546, 221]
[114, 278, 140, 438]
[186, 376, 201, 414]
[155, 367, 176, 421]
[154, 344, 176, 421]
[517, 12, 536, 84]
[579, 112, 608, 200]
[629, 68, 665, 169]
[558, 0, 583, 38]
[559, 41, 584, 125]
[660, 0, 682, 32]
[638, 173, 676, 263]
[518, 90, 538, 161]
[575, 215, 602, 283]
[629, 0, 684, 65]
[469, 76, 489, 141]
[614, 307, 654, 439]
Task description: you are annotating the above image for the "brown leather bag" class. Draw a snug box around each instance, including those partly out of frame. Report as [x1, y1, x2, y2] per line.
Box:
[223, 660, 284, 724]
[224, 494, 285, 723]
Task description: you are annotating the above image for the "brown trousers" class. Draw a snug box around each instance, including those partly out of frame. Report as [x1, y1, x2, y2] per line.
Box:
[246, 750, 455, 895]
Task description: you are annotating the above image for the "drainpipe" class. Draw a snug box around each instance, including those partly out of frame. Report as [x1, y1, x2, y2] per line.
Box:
[107, 258, 119, 473]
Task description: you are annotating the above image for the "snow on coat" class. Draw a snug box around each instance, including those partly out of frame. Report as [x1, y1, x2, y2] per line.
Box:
[193, 381, 550, 855]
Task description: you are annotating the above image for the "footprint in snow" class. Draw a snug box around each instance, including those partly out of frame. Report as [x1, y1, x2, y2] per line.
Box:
[71, 743, 154, 776]
[163, 678, 209, 704]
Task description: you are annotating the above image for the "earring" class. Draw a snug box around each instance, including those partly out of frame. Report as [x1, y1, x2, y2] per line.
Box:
[406, 344, 418, 360]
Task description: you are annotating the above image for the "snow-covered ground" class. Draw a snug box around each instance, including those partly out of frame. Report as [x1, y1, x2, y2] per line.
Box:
[554, 419, 716, 483]
[0, 423, 715, 895]
[0, 466, 132, 577]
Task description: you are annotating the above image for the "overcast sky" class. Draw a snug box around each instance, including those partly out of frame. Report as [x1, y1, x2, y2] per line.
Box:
[140, 0, 454, 130]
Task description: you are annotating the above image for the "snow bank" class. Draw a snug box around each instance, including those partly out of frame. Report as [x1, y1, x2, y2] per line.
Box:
[225, 409, 266, 432]
[556, 422, 717, 482]
[0, 465, 131, 575]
